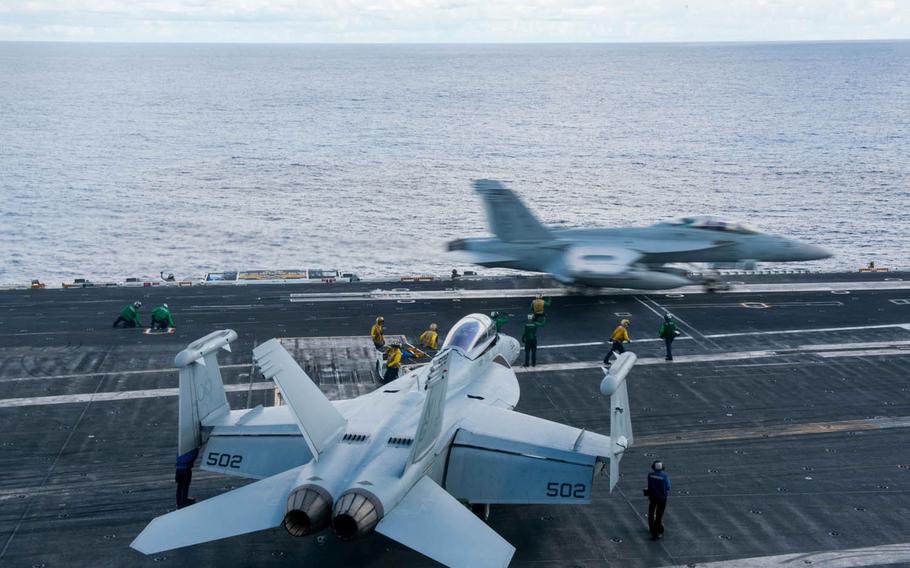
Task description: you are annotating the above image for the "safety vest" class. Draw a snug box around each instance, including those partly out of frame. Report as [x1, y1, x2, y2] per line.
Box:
[419, 330, 438, 349]
[371, 324, 384, 345]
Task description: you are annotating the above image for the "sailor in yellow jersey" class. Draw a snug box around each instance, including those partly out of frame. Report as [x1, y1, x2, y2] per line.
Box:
[419, 323, 439, 350]
[530, 294, 551, 322]
[384, 343, 402, 382]
[603, 319, 631, 366]
[370, 316, 385, 349]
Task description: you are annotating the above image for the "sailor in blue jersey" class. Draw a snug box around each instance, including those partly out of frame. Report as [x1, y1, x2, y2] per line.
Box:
[175, 448, 199, 509]
[646, 460, 671, 540]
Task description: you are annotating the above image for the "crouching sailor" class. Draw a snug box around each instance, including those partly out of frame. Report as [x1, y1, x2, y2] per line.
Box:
[113, 301, 142, 328]
[150, 303, 176, 331]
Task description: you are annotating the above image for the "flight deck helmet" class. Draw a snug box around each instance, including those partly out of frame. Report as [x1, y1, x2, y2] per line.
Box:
[664, 313, 674, 321]
[134, 301, 142, 308]
[621, 318, 630, 326]
[376, 316, 384, 323]
[652, 460, 664, 471]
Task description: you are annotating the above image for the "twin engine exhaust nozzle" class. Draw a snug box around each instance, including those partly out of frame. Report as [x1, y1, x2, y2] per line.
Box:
[283, 486, 384, 541]
[283, 485, 333, 537]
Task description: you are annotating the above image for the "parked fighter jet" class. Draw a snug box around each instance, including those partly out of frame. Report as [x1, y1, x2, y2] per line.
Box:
[131, 315, 637, 567]
[447, 180, 832, 290]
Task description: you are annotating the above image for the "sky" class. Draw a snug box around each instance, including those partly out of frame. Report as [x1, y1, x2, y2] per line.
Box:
[0, 0, 907, 43]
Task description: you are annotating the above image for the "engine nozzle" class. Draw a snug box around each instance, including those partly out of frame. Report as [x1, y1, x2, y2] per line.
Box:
[283, 485, 333, 537]
[331, 489, 384, 541]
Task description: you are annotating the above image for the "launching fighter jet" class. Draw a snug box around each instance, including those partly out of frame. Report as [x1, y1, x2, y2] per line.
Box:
[447, 180, 832, 290]
[131, 315, 637, 567]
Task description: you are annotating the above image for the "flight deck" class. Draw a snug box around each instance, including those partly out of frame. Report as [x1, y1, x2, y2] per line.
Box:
[1, 272, 909, 567]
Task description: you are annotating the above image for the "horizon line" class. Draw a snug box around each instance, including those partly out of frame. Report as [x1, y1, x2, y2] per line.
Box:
[1, 38, 908, 46]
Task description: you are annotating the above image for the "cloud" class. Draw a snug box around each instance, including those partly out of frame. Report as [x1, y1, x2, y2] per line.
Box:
[0, 0, 907, 42]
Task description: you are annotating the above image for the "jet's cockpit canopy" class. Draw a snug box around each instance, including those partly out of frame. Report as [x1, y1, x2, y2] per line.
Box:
[665, 216, 760, 235]
[442, 313, 497, 358]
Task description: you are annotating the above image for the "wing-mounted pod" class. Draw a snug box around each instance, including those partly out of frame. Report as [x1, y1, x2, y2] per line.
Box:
[600, 352, 637, 491]
[176, 329, 237, 456]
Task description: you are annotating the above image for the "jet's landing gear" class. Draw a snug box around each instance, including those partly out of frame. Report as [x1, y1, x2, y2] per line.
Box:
[470, 503, 491, 522]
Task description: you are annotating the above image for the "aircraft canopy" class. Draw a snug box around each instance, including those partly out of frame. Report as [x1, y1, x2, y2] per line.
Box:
[665, 216, 759, 235]
[442, 314, 497, 357]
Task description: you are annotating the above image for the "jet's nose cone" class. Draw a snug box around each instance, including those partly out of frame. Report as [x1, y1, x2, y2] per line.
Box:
[799, 242, 833, 261]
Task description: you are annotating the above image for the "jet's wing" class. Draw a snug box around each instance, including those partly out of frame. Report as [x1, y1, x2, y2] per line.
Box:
[473, 179, 553, 243]
[131, 464, 304, 554]
[376, 476, 515, 568]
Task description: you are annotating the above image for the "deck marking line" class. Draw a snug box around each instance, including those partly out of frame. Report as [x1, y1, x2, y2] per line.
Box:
[705, 323, 910, 338]
[660, 542, 910, 568]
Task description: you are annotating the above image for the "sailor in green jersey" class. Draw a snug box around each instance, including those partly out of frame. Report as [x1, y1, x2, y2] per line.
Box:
[150, 303, 176, 330]
[113, 301, 142, 328]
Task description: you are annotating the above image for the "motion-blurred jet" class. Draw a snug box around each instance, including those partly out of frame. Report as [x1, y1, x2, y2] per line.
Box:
[131, 317, 637, 567]
[447, 180, 832, 290]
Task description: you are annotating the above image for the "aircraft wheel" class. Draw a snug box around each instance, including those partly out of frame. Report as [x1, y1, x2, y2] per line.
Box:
[471, 503, 491, 522]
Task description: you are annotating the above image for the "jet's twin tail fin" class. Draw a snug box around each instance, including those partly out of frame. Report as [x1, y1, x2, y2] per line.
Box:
[474, 179, 553, 243]
[253, 339, 347, 460]
[406, 349, 452, 468]
[176, 329, 237, 456]
[600, 352, 637, 491]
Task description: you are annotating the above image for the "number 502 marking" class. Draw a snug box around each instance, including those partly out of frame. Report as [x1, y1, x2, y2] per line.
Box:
[546, 482, 586, 498]
[206, 452, 243, 469]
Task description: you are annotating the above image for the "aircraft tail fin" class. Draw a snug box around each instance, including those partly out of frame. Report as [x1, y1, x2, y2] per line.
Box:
[406, 349, 452, 468]
[600, 352, 636, 491]
[176, 329, 237, 456]
[473, 179, 553, 243]
[253, 339, 347, 461]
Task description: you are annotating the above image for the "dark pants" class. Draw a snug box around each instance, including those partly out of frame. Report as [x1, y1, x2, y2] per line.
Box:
[175, 468, 193, 508]
[664, 337, 674, 360]
[112, 316, 136, 328]
[383, 366, 399, 382]
[603, 341, 625, 364]
[523, 338, 537, 367]
[648, 497, 667, 538]
[151, 318, 169, 330]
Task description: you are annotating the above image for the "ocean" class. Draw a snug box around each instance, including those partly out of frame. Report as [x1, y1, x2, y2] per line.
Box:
[1, 41, 908, 284]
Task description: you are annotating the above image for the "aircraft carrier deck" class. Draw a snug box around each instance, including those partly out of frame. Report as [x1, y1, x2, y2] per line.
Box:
[2, 271, 910, 567]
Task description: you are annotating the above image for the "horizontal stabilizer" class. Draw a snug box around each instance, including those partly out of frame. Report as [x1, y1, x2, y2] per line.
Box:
[474, 179, 552, 244]
[377, 476, 515, 568]
[253, 339, 347, 459]
[131, 465, 304, 555]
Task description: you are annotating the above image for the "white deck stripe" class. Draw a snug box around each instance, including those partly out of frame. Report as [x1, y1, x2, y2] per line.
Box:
[286, 280, 910, 303]
[705, 323, 910, 338]
[661, 542, 910, 568]
[0, 363, 251, 384]
[0, 382, 275, 408]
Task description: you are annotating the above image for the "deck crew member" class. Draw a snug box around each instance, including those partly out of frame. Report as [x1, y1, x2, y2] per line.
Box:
[530, 294, 551, 322]
[490, 311, 509, 333]
[521, 314, 544, 367]
[646, 460, 671, 540]
[112, 301, 142, 328]
[384, 343, 402, 382]
[175, 448, 199, 509]
[419, 323, 439, 350]
[150, 303, 176, 330]
[603, 319, 631, 365]
[658, 314, 679, 361]
[370, 316, 385, 349]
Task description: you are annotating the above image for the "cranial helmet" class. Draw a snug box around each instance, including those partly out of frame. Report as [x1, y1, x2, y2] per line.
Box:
[376, 316, 384, 323]
[163, 303, 168, 309]
[652, 460, 664, 471]
[134, 301, 142, 307]
[621, 319, 630, 326]
[430, 323, 437, 331]
[665, 313, 674, 321]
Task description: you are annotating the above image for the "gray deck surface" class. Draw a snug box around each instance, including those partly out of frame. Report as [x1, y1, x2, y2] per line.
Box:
[1, 273, 909, 567]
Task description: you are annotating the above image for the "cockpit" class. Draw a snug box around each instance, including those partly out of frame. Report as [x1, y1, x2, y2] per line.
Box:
[442, 314, 497, 357]
[665, 216, 760, 235]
